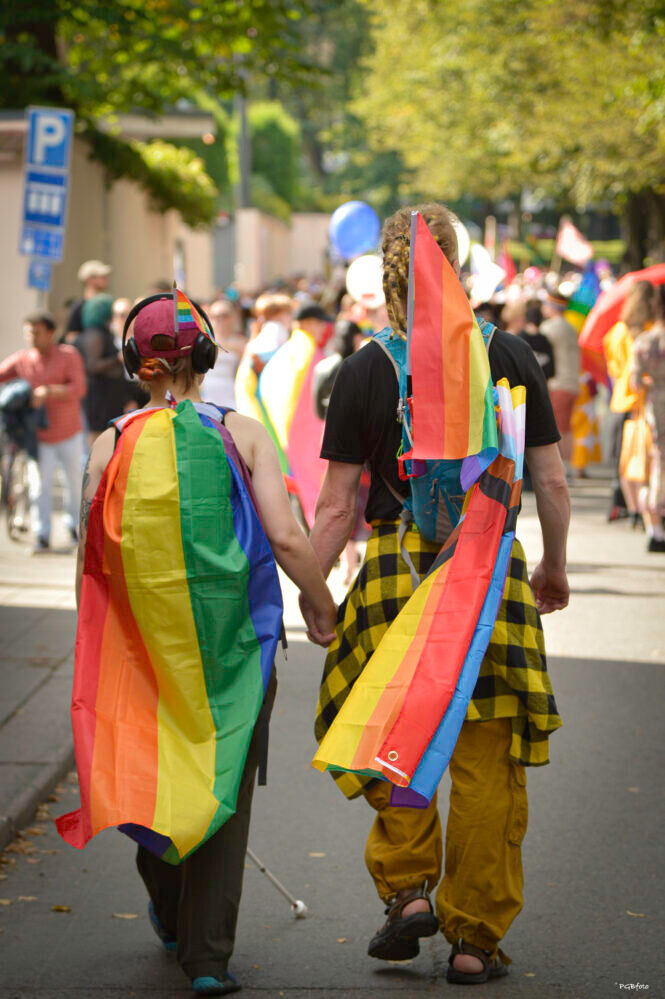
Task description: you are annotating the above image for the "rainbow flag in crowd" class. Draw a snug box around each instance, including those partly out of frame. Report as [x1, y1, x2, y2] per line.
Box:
[173, 287, 214, 341]
[259, 328, 328, 527]
[56, 401, 283, 863]
[313, 213, 525, 801]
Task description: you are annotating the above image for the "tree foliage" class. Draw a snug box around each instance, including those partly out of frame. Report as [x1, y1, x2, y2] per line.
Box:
[0, 0, 315, 224]
[358, 0, 665, 262]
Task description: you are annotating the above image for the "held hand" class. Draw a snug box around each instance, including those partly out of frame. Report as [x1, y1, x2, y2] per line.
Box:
[299, 593, 337, 647]
[32, 385, 48, 404]
[530, 560, 570, 614]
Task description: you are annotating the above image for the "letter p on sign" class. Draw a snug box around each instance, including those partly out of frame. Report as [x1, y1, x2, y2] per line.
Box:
[27, 108, 74, 170]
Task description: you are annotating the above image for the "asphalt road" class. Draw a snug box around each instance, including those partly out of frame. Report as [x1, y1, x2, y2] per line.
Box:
[0, 482, 664, 999]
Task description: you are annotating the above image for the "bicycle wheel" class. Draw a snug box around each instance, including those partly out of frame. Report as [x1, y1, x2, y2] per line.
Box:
[6, 449, 31, 542]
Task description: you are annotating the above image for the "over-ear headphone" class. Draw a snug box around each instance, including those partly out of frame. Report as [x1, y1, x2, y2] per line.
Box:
[121, 293, 217, 376]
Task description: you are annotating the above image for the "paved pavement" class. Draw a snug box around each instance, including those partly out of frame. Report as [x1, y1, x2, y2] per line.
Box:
[0, 473, 664, 998]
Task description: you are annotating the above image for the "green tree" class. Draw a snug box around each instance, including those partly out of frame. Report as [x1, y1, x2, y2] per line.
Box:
[0, 0, 315, 225]
[249, 101, 301, 207]
[357, 0, 665, 265]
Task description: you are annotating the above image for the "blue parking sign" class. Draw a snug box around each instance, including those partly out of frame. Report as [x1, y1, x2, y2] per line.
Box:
[20, 107, 74, 264]
[26, 108, 74, 170]
[28, 260, 52, 292]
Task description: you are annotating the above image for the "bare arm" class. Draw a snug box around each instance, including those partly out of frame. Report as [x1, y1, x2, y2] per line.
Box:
[75, 429, 114, 607]
[307, 461, 362, 578]
[526, 442, 571, 613]
[242, 420, 337, 644]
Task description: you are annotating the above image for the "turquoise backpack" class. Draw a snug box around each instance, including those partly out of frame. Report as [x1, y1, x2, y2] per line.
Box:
[373, 321, 495, 571]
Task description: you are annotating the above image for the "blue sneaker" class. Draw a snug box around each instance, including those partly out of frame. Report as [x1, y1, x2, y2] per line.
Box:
[192, 972, 241, 995]
[148, 901, 177, 952]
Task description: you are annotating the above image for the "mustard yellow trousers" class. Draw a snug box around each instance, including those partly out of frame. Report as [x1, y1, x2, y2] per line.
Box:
[364, 718, 527, 960]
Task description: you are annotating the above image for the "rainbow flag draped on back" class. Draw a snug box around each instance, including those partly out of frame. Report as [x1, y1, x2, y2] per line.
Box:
[258, 329, 328, 527]
[313, 213, 526, 802]
[56, 401, 283, 863]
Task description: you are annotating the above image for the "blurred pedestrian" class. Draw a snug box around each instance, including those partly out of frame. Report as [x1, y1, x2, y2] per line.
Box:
[64, 260, 112, 343]
[245, 293, 293, 375]
[76, 294, 142, 446]
[0, 313, 86, 551]
[570, 373, 602, 478]
[518, 301, 555, 380]
[604, 281, 655, 521]
[201, 299, 246, 408]
[541, 291, 581, 469]
[632, 290, 665, 552]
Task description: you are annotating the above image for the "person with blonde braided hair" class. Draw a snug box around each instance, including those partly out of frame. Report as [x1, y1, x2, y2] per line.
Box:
[305, 203, 569, 984]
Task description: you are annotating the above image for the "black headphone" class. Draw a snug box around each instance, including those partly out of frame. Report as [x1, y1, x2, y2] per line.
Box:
[121, 293, 217, 376]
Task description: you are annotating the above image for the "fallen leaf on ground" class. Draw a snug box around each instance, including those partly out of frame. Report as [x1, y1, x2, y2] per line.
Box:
[627, 787, 640, 793]
[24, 827, 46, 837]
[626, 910, 645, 918]
[52, 905, 71, 913]
[337, 937, 347, 944]
[26, 858, 40, 865]
[18, 896, 37, 902]
[112, 913, 138, 920]
[0, 899, 12, 905]
[524, 972, 536, 977]
[308, 852, 326, 858]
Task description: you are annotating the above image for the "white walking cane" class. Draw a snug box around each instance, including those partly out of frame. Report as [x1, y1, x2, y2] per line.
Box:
[246, 847, 308, 919]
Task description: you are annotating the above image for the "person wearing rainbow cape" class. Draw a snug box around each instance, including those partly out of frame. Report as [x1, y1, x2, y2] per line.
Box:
[305, 204, 570, 984]
[56, 291, 336, 997]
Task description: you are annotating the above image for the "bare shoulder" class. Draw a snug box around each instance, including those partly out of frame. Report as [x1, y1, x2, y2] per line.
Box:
[89, 426, 116, 474]
[223, 411, 271, 470]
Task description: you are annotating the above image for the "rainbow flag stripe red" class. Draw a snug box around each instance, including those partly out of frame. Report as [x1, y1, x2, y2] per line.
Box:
[56, 402, 283, 863]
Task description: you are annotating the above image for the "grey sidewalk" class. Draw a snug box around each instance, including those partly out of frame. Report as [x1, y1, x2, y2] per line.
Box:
[0, 516, 78, 851]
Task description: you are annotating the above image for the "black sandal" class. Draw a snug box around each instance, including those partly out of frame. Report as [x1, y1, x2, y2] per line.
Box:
[367, 882, 439, 961]
[446, 939, 509, 984]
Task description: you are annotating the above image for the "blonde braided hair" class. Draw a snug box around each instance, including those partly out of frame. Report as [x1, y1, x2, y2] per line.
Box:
[382, 202, 459, 337]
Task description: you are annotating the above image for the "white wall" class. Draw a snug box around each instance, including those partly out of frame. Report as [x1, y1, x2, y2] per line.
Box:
[290, 212, 330, 277]
[0, 165, 43, 357]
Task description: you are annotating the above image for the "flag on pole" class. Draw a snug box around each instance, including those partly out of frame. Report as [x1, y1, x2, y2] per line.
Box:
[555, 218, 593, 267]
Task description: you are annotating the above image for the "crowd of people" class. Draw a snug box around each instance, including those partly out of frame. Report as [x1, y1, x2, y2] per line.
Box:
[1, 238, 664, 560]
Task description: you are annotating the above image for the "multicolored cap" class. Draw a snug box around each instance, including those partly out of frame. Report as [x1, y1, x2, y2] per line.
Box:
[132, 290, 215, 360]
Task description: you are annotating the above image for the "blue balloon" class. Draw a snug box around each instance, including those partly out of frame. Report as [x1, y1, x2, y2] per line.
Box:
[329, 201, 380, 260]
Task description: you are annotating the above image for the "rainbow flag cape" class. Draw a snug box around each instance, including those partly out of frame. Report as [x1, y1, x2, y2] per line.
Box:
[174, 287, 214, 342]
[56, 401, 283, 863]
[313, 213, 526, 801]
[258, 328, 328, 527]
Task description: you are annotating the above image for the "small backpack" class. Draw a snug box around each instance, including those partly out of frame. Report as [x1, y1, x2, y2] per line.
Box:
[373, 321, 495, 559]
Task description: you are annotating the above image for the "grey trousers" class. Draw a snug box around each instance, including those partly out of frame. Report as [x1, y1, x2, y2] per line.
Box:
[136, 671, 277, 981]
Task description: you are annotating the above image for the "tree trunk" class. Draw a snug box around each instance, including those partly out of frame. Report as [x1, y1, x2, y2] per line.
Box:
[621, 192, 650, 272]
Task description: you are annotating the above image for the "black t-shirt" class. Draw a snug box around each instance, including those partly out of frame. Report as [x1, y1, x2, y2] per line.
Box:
[321, 329, 561, 521]
[65, 299, 85, 335]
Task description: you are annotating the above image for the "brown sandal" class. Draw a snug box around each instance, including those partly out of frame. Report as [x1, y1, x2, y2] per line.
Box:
[447, 939, 509, 984]
[368, 882, 439, 961]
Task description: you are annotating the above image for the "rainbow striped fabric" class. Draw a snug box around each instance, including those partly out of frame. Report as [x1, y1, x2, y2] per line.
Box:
[174, 287, 213, 341]
[405, 211, 497, 470]
[312, 213, 526, 801]
[56, 401, 283, 863]
[258, 328, 328, 527]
